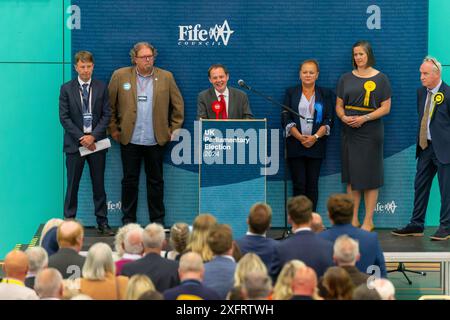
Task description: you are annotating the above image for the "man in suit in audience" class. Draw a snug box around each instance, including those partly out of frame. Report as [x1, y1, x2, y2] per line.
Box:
[24, 246, 48, 289]
[0, 250, 39, 300]
[236, 203, 278, 271]
[121, 223, 179, 292]
[203, 224, 237, 299]
[197, 64, 253, 119]
[319, 194, 387, 277]
[59, 51, 113, 235]
[163, 252, 220, 300]
[48, 220, 85, 279]
[34, 268, 64, 300]
[270, 196, 334, 279]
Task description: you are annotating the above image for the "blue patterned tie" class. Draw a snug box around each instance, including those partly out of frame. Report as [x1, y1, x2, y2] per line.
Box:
[81, 83, 89, 114]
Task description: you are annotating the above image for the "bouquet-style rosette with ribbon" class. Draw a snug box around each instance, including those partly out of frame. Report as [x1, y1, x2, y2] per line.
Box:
[211, 100, 224, 119]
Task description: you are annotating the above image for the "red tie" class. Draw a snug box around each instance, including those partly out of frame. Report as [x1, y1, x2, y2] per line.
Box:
[219, 94, 227, 119]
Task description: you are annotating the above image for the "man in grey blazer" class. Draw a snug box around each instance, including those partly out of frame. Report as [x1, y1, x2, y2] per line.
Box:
[197, 64, 253, 119]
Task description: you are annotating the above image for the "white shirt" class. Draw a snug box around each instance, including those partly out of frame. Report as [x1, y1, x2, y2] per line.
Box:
[426, 80, 442, 140]
[293, 227, 312, 233]
[77, 77, 93, 133]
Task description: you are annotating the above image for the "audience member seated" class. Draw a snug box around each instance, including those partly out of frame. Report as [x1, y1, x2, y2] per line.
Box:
[272, 260, 305, 300]
[34, 268, 64, 300]
[352, 283, 381, 300]
[79, 242, 128, 300]
[0, 250, 39, 300]
[114, 223, 142, 259]
[138, 290, 164, 300]
[115, 227, 144, 275]
[48, 220, 85, 279]
[231, 240, 243, 263]
[227, 286, 245, 300]
[125, 274, 156, 300]
[25, 246, 48, 289]
[311, 212, 325, 233]
[371, 278, 396, 300]
[164, 252, 220, 300]
[162, 222, 190, 260]
[40, 218, 64, 256]
[241, 271, 272, 300]
[186, 214, 217, 262]
[236, 203, 278, 271]
[322, 266, 354, 300]
[234, 253, 268, 288]
[121, 223, 179, 292]
[319, 194, 387, 277]
[290, 266, 318, 300]
[203, 224, 237, 299]
[271, 196, 334, 279]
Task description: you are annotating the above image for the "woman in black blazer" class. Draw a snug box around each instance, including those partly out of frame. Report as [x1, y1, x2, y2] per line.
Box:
[282, 59, 334, 210]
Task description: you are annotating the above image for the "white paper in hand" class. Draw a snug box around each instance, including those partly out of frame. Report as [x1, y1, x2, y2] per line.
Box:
[79, 138, 111, 156]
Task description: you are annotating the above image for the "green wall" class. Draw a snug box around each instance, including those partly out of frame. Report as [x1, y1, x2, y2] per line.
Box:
[0, 1, 449, 258]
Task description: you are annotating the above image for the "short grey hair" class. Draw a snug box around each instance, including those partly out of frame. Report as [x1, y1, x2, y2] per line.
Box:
[114, 223, 142, 257]
[423, 55, 442, 73]
[143, 223, 165, 249]
[129, 41, 158, 65]
[25, 246, 48, 273]
[179, 252, 204, 273]
[242, 271, 272, 299]
[124, 228, 144, 255]
[333, 235, 359, 265]
[82, 242, 115, 280]
[34, 268, 63, 298]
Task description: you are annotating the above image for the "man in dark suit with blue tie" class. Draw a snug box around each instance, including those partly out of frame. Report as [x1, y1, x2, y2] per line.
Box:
[393, 56, 450, 241]
[270, 196, 334, 279]
[59, 51, 113, 235]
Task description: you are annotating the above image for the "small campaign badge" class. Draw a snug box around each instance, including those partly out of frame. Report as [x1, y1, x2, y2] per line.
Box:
[123, 82, 131, 90]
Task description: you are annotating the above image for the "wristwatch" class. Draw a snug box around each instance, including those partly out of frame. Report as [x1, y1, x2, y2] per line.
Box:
[314, 134, 320, 140]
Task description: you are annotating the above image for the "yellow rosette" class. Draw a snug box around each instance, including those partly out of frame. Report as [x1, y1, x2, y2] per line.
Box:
[363, 81, 376, 106]
[434, 92, 444, 105]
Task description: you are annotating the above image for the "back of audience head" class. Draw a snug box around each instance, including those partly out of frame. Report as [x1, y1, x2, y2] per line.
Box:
[82, 242, 115, 280]
[234, 253, 267, 287]
[39, 218, 64, 246]
[291, 266, 317, 298]
[207, 224, 233, 256]
[287, 196, 313, 227]
[231, 241, 242, 262]
[126, 274, 156, 300]
[138, 290, 164, 300]
[247, 203, 272, 235]
[25, 246, 48, 274]
[143, 223, 166, 251]
[57, 220, 84, 251]
[114, 223, 143, 257]
[34, 268, 63, 299]
[3, 250, 29, 281]
[322, 266, 354, 300]
[273, 260, 306, 300]
[352, 283, 382, 300]
[124, 228, 144, 256]
[311, 212, 325, 233]
[333, 235, 360, 266]
[187, 213, 217, 261]
[179, 252, 204, 281]
[327, 194, 354, 225]
[227, 286, 245, 300]
[170, 222, 190, 254]
[241, 271, 272, 300]
[371, 278, 396, 300]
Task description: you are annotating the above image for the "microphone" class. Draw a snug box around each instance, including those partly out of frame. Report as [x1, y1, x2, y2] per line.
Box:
[238, 79, 250, 90]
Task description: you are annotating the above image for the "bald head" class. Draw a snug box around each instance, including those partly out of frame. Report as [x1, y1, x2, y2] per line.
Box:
[35, 268, 63, 299]
[311, 213, 325, 233]
[3, 250, 29, 281]
[179, 252, 204, 281]
[57, 220, 84, 250]
[292, 266, 317, 297]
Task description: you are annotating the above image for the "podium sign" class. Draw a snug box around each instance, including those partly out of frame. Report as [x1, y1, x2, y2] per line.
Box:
[199, 119, 267, 237]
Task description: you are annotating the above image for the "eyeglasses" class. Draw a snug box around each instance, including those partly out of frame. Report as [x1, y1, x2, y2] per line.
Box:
[424, 57, 440, 71]
[136, 55, 154, 61]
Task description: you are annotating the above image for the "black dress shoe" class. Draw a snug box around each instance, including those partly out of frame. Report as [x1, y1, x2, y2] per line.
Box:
[97, 224, 115, 236]
[391, 225, 424, 237]
[430, 227, 450, 241]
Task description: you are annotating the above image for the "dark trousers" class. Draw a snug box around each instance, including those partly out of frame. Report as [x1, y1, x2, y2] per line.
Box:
[410, 143, 450, 228]
[120, 143, 165, 225]
[288, 156, 323, 211]
[64, 150, 107, 226]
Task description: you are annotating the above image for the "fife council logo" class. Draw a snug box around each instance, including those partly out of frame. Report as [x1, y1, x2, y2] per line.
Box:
[178, 20, 235, 46]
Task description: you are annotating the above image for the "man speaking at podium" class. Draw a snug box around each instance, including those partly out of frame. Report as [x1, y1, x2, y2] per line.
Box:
[196, 64, 253, 120]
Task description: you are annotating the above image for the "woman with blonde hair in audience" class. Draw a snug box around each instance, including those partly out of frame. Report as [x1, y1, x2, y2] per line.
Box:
[162, 222, 190, 260]
[40, 218, 64, 256]
[79, 242, 129, 300]
[186, 214, 217, 262]
[125, 274, 156, 300]
[272, 260, 306, 300]
[234, 253, 267, 287]
[322, 266, 354, 300]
